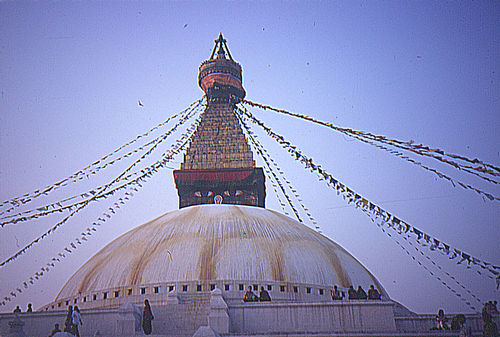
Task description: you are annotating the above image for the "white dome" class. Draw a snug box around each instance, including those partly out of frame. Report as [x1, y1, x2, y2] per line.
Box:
[55, 204, 387, 304]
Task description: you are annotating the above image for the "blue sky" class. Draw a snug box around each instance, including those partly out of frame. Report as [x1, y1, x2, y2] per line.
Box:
[0, 1, 498, 314]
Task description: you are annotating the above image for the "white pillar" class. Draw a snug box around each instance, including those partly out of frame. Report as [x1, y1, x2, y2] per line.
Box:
[117, 302, 141, 336]
[207, 288, 229, 334]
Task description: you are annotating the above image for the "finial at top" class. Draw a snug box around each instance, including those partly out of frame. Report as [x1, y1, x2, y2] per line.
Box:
[209, 33, 233, 61]
[199, 33, 245, 100]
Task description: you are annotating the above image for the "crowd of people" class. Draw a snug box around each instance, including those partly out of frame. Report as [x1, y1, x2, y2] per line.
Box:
[240, 284, 382, 302]
[60, 305, 83, 337]
[332, 284, 381, 300]
[9, 292, 498, 336]
[46, 299, 154, 336]
[431, 301, 499, 337]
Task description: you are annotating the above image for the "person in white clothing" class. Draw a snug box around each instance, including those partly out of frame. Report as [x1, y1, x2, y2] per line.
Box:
[71, 306, 83, 337]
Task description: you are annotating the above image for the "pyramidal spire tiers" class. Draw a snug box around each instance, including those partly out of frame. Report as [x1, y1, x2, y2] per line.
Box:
[174, 34, 265, 208]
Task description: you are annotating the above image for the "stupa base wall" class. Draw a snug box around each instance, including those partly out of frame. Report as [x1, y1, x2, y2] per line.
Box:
[228, 300, 397, 334]
[0, 299, 487, 337]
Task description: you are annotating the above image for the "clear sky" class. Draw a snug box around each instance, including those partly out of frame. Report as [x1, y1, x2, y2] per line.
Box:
[0, 1, 498, 314]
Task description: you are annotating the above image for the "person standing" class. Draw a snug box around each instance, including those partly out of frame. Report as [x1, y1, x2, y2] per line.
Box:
[142, 299, 154, 335]
[63, 306, 73, 333]
[482, 312, 499, 337]
[72, 306, 83, 337]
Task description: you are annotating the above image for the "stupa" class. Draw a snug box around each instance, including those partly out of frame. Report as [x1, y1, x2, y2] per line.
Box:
[4, 34, 486, 337]
[40, 33, 387, 312]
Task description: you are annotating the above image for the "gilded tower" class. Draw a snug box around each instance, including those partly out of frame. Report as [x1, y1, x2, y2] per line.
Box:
[173, 34, 266, 208]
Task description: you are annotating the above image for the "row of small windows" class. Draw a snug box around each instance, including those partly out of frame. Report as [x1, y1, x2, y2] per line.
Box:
[50, 284, 327, 310]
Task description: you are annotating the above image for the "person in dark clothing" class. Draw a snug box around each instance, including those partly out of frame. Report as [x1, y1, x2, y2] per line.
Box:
[356, 286, 367, 300]
[331, 285, 343, 300]
[27, 303, 33, 312]
[259, 286, 271, 301]
[367, 285, 381, 300]
[63, 306, 73, 333]
[13, 306, 21, 313]
[48, 323, 61, 337]
[243, 286, 257, 302]
[348, 286, 357, 300]
[482, 312, 499, 337]
[142, 299, 154, 335]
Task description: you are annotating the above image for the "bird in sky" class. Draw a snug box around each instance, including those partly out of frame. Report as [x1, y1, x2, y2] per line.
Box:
[138, 100, 143, 107]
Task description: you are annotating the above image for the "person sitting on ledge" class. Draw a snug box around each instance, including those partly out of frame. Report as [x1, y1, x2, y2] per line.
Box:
[259, 286, 271, 301]
[331, 285, 343, 300]
[243, 286, 257, 302]
[48, 323, 61, 337]
[484, 300, 500, 316]
[348, 285, 357, 300]
[368, 285, 381, 300]
[436, 309, 449, 330]
[356, 285, 367, 300]
[27, 303, 33, 312]
[482, 311, 498, 337]
[13, 305, 21, 313]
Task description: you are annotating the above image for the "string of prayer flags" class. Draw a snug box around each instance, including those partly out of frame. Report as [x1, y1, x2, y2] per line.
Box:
[0, 115, 201, 268]
[237, 108, 320, 231]
[242, 99, 500, 192]
[359, 204, 481, 310]
[1, 185, 131, 305]
[0, 117, 200, 305]
[380, 218, 479, 311]
[237, 115, 302, 223]
[403, 235, 482, 306]
[238, 104, 499, 281]
[0, 102, 205, 227]
[0, 97, 205, 216]
[338, 130, 499, 201]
